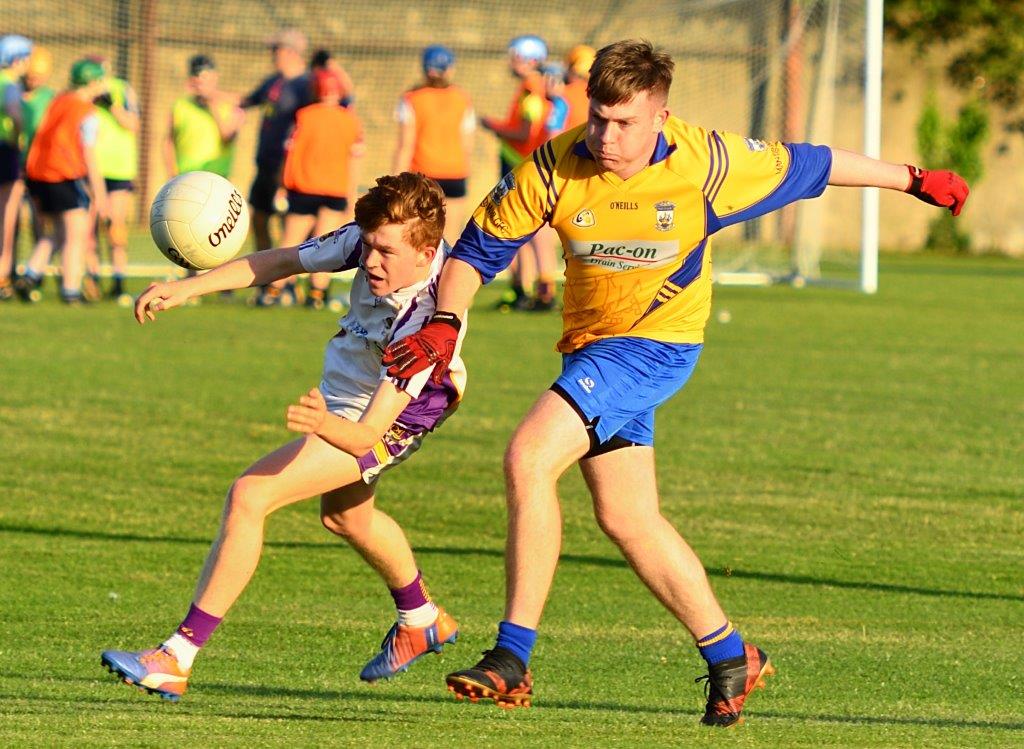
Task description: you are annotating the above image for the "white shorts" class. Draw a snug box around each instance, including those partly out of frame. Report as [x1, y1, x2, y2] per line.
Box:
[322, 389, 428, 484]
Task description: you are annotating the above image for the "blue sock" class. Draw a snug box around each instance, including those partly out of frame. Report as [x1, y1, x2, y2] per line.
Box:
[495, 620, 537, 667]
[697, 622, 745, 666]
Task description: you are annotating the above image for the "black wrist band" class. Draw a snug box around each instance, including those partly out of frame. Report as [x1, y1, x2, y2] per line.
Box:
[906, 165, 924, 194]
[430, 311, 462, 332]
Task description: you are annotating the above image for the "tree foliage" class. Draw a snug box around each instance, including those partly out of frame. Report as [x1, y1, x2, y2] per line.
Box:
[916, 93, 989, 252]
[886, 1, 1024, 119]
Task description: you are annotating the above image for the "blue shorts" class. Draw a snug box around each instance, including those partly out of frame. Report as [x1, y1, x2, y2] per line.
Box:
[552, 337, 703, 450]
[104, 178, 134, 193]
[0, 143, 20, 185]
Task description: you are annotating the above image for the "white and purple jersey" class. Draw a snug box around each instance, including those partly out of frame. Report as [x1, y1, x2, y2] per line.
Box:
[297, 223, 467, 436]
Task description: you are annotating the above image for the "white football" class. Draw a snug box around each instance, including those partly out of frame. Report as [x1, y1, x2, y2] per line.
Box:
[150, 171, 250, 270]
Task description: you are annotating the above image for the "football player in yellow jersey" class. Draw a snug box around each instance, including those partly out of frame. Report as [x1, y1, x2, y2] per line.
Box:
[383, 40, 969, 725]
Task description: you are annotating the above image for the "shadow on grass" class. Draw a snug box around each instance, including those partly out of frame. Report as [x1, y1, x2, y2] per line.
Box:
[881, 261, 1024, 279]
[756, 709, 1024, 732]
[2, 521, 1021, 603]
[4, 680, 1023, 733]
[199, 685, 1024, 731]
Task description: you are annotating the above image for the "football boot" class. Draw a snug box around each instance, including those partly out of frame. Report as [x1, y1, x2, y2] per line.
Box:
[359, 608, 459, 682]
[445, 646, 533, 708]
[101, 646, 190, 702]
[696, 642, 774, 727]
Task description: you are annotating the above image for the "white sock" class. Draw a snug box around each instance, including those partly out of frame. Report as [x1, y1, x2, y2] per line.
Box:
[162, 633, 200, 670]
[398, 600, 439, 628]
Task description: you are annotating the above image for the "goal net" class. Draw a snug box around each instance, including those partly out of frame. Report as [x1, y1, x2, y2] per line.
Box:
[3, 0, 876, 288]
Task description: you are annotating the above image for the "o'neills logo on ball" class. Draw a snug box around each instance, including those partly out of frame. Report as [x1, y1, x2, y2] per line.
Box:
[208, 190, 244, 247]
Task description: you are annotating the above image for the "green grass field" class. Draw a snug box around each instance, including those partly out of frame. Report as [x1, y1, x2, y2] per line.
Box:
[1, 255, 1022, 747]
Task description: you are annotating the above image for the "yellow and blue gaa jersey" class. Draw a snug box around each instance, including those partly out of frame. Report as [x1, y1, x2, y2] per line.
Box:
[451, 115, 832, 353]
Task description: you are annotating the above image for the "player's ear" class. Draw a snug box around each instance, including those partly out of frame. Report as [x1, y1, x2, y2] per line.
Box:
[416, 244, 437, 267]
[653, 103, 670, 132]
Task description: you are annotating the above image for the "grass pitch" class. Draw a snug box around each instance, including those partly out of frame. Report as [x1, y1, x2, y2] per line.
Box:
[1, 255, 1022, 747]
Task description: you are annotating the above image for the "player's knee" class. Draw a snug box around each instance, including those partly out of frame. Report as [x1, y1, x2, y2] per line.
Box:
[226, 476, 275, 519]
[595, 506, 654, 545]
[504, 434, 555, 484]
[108, 220, 128, 247]
[320, 509, 369, 541]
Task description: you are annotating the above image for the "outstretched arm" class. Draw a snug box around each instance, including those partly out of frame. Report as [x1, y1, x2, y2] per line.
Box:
[828, 148, 909, 189]
[134, 247, 305, 323]
[829, 147, 969, 215]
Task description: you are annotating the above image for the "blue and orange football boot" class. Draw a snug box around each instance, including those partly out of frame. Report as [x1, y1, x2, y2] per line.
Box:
[445, 646, 533, 708]
[696, 642, 775, 727]
[101, 647, 190, 702]
[359, 608, 459, 682]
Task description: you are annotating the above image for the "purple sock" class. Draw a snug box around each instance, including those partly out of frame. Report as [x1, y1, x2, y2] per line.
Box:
[390, 571, 431, 611]
[176, 603, 222, 647]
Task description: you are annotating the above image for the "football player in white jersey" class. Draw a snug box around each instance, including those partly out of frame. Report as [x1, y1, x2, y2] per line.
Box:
[100, 173, 467, 701]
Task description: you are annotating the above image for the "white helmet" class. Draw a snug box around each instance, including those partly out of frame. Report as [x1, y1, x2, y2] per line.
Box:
[508, 35, 547, 63]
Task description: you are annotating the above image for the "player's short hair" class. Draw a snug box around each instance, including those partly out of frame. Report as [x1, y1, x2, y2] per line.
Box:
[355, 173, 446, 249]
[588, 40, 674, 106]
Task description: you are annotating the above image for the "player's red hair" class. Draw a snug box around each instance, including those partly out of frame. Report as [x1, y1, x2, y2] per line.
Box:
[588, 39, 674, 105]
[355, 173, 446, 249]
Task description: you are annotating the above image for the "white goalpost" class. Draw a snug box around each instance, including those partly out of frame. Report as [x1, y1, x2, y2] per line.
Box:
[860, 0, 883, 294]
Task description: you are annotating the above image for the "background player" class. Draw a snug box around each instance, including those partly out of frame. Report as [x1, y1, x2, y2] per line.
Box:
[100, 173, 465, 701]
[310, 47, 355, 108]
[383, 40, 969, 726]
[19, 58, 108, 304]
[561, 44, 594, 130]
[277, 66, 364, 309]
[0, 34, 32, 300]
[540, 61, 569, 139]
[17, 45, 56, 286]
[241, 27, 312, 303]
[163, 54, 244, 179]
[480, 34, 558, 311]
[393, 45, 475, 246]
[90, 56, 139, 301]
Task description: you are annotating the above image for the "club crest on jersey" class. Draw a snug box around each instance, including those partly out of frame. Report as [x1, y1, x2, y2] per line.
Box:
[654, 201, 676, 232]
[744, 137, 768, 152]
[490, 172, 516, 206]
[572, 209, 596, 228]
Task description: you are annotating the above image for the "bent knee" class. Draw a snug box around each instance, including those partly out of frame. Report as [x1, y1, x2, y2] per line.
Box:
[504, 434, 562, 483]
[596, 509, 661, 545]
[320, 510, 370, 540]
[226, 476, 276, 519]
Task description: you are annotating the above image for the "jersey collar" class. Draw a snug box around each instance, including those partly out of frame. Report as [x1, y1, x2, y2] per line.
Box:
[571, 131, 677, 165]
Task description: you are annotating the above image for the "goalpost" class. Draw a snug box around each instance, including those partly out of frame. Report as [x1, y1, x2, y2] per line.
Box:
[3, 0, 882, 289]
[708, 0, 882, 293]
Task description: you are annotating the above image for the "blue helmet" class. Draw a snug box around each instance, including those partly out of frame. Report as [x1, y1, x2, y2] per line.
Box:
[422, 45, 455, 74]
[0, 35, 33, 68]
[508, 35, 547, 63]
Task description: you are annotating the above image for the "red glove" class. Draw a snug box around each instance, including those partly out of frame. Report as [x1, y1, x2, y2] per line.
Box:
[382, 312, 461, 385]
[905, 165, 969, 216]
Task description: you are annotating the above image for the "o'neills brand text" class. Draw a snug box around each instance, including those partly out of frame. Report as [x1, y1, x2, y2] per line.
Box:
[209, 190, 244, 247]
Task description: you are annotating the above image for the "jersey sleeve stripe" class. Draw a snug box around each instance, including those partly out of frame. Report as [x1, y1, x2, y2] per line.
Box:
[532, 147, 554, 204]
[540, 142, 560, 217]
[532, 141, 559, 219]
[701, 133, 719, 193]
[543, 142, 561, 205]
[707, 132, 730, 204]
